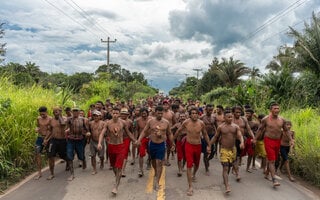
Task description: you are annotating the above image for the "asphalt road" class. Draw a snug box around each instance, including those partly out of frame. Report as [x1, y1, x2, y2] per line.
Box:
[1, 151, 319, 200]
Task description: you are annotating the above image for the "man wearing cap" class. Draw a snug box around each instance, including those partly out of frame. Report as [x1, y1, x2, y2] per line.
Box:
[119, 107, 134, 177]
[65, 107, 89, 181]
[98, 107, 136, 195]
[88, 110, 105, 175]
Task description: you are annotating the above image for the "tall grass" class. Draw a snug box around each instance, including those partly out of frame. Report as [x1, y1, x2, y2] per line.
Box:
[0, 76, 72, 191]
[282, 108, 320, 186]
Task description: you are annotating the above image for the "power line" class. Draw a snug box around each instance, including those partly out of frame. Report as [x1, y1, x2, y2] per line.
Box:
[242, 0, 309, 43]
[65, 0, 115, 38]
[42, 0, 101, 39]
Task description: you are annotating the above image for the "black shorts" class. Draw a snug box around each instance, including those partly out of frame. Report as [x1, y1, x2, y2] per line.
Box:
[47, 138, 67, 160]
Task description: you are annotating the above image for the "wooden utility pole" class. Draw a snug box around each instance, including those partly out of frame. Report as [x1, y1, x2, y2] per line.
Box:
[193, 68, 202, 97]
[101, 37, 117, 67]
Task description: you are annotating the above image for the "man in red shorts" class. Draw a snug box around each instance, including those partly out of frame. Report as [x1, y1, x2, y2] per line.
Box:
[174, 107, 211, 196]
[254, 103, 294, 187]
[135, 107, 152, 177]
[98, 107, 136, 195]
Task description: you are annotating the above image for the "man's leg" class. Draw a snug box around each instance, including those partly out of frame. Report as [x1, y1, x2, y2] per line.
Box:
[91, 155, 97, 175]
[47, 157, 55, 180]
[222, 165, 231, 193]
[268, 160, 280, 186]
[186, 167, 193, 196]
[112, 168, 122, 195]
[154, 159, 163, 190]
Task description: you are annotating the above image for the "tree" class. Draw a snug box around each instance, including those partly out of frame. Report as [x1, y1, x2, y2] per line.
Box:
[0, 22, 6, 63]
[211, 57, 250, 87]
[288, 12, 320, 77]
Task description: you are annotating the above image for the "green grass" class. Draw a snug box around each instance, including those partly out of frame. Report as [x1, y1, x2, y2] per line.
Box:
[282, 108, 320, 186]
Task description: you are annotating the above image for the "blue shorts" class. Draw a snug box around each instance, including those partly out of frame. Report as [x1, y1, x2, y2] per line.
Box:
[35, 137, 44, 154]
[149, 141, 165, 160]
[67, 139, 85, 161]
[280, 145, 290, 161]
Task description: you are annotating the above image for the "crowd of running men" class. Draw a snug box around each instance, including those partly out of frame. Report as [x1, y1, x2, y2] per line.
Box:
[34, 96, 295, 196]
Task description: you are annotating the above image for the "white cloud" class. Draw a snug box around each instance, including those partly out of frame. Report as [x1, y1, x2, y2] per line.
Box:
[0, 0, 319, 93]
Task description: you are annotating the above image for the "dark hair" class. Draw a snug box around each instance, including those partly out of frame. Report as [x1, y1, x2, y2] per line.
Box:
[224, 108, 232, 115]
[171, 104, 179, 110]
[140, 107, 149, 115]
[232, 106, 242, 113]
[155, 105, 164, 112]
[285, 120, 292, 125]
[216, 105, 224, 110]
[258, 114, 265, 120]
[65, 107, 71, 112]
[206, 104, 214, 109]
[188, 107, 199, 115]
[245, 108, 254, 114]
[112, 107, 120, 112]
[38, 106, 47, 112]
[269, 102, 279, 109]
[96, 100, 104, 106]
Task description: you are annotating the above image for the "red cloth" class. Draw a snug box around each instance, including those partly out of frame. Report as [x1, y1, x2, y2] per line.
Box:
[264, 137, 281, 161]
[242, 137, 254, 157]
[176, 140, 185, 161]
[123, 138, 131, 159]
[184, 141, 201, 168]
[139, 137, 149, 158]
[108, 143, 125, 168]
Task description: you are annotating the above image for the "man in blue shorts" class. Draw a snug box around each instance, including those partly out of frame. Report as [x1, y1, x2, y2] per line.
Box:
[136, 105, 175, 190]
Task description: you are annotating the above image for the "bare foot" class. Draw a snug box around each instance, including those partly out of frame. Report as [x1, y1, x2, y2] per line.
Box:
[187, 188, 193, 196]
[138, 170, 144, 177]
[154, 183, 160, 191]
[122, 173, 126, 177]
[246, 169, 253, 173]
[165, 161, 171, 166]
[205, 171, 210, 176]
[100, 162, 104, 170]
[264, 174, 272, 181]
[288, 176, 295, 182]
[67, 175, 75, 181]
[34, 174, 42, 180]
[91, 171, 97, 175]
[273, 181, 280, 187]
[177, 172, 182, 177]
[46, 175, 54, 180]
[236, 175, 241, 182]
[225, 185, 231, 194]
[192, 176, 197, 182]
[111, 188, 118, 195]
[252, 166, 257, 170]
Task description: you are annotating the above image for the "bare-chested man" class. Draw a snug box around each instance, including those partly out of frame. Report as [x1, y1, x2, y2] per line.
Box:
[130, 105, 141, 165]
[136, 105, 175, 191]
[162, 99, 177, 166]
[200, 104, 217, 175]
[232, 106, 254, 176]
[245, 108, 259, 172]
[208, 109, 244, 194]
[88, 110, 105, 175]
[135, 107, 152, 177]
[174, 107, 211, 196]
[254, 103, 294, 187]
[34, 106, 52, 180]
[98, 107, 136, 195]
[119, 108, 134, 177]
[172, 112, 187, 177]
[44, 107, 67, 180]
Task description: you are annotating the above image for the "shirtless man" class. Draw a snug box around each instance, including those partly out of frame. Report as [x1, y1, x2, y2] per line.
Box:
[254, 103, 294, 187]
[208, 109, 244, 193]
[245, 108, 259, 172]
[200, 104, 217, 175]
[34, 106, 51, 180]
[174, 107, 211, 196]
[119, 108, 133, 177]
[135, 107, 152, 177]
[65, 107, 89, 181]
[232, 106, 254, 176]
[136, 105, 175, 191]
[131, 105, 141, 165]
[172, 112, 187, 177]
[162, 99, 177, 166]
[88, 110, 105, 175]
[98, 107, 136, 195]
[214, 105, 225, 156]
[44, 107, 67, 180]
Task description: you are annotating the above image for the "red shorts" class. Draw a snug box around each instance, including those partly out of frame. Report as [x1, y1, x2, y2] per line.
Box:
[139, 137, 149, 158]
[185, 141, 201, 168]
[242, 137, 254, 157]
[176, 140, 185, 161]
[108, 143, 125, 169]
[123, 138, 131, 159]
[264, 137, 281, 161]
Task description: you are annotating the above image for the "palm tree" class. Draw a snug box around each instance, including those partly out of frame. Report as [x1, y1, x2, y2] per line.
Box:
[211, 57, 250, 87]
[249, 66, 262, 81]
[288, 12, 320, 77]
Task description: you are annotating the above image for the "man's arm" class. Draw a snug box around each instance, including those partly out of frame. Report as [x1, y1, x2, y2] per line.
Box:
[166, 122, 175, 151]
[173, 121, 186, 140]
[243, 117, 255, 138]
[136, 120, 151, 145]
[208, 126, 221, 147]
[201, 121, 211, 145]
[236, 125, 244, 149]
[97, 123, 108, 150]
[254, 118, 266, 142]
[124, 122, 136, 142]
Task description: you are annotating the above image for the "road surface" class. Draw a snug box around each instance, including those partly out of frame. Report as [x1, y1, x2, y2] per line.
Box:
[1, 152, 319, 200]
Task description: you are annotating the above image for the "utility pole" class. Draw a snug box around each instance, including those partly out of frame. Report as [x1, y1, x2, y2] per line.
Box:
[101, 37, 117, 67]
[193, 68, 202, 97]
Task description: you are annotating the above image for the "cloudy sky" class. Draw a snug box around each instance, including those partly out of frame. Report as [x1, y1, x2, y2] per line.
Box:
[0, 0, 319, 93]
